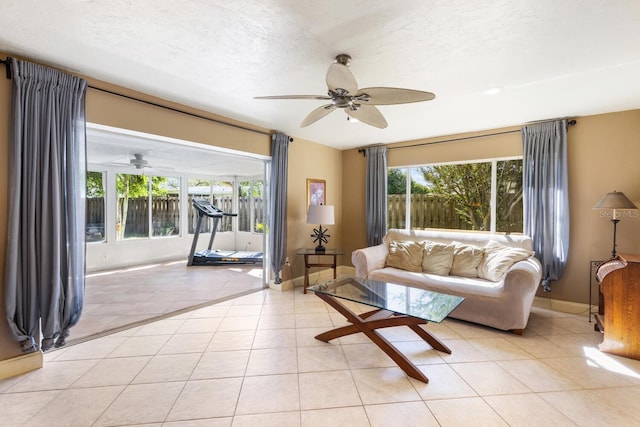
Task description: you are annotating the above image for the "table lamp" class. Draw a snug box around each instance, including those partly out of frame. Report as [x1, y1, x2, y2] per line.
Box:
[307, 205, 334, 253]
[593, 191, 638, 258]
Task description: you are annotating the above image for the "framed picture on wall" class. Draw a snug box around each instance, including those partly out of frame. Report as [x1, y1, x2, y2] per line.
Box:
[307, 179, 326, 207]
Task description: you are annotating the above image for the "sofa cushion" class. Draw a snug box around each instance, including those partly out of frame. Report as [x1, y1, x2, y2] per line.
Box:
[421, 241, 455, 275]
[478, 241, 534, 282]
[386, 240, 424, 272]
[450, 242, 484, 278]
[369, 268, 503, 299]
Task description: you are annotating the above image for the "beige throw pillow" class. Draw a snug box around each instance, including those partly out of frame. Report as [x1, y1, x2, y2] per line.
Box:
[478, 241, 534, 282]
[450, 242, 485, 278]
[421, 241, 455, 275]
[386, 240, 424, 272]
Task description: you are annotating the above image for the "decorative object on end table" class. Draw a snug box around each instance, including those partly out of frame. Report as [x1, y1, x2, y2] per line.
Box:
[307, 204, 334, 253]
[593, 191, 638, 259]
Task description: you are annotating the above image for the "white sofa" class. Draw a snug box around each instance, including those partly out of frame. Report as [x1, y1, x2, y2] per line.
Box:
[351, 228, 543, 333]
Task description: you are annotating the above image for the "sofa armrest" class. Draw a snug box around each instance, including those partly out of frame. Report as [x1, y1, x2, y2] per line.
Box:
[351, 244, 388, 278]
[502, 258, 543, 298]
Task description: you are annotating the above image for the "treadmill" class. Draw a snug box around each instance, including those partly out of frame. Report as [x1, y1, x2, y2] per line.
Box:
[187, 198, 263, 266]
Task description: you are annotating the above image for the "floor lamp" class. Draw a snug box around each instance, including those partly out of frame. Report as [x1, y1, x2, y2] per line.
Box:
[593, 191, 638, 259]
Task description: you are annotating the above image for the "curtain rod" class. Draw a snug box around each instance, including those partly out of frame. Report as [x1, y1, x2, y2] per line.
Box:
[88, 85, 275, 138]
[2, 56, 285, 140]
[357, 119, 576, 155]
[1, 57, 11, 79]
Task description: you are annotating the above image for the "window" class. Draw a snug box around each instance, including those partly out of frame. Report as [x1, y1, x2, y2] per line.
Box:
[116, 174, 181, 240]
[188, 178, 213, 234]
[253, 180, 265, 233]
[238, 181, 252, 232]
[495, 160, 524, 233]
[387, 168, 408, 229]
[86, 171, 105, 242]
[152, 176, 180, 237]
[238, 179, 265, 233]
[388, 158, 523, 233]
[116, 173, 149, 240]
[212, 180, 233, 232]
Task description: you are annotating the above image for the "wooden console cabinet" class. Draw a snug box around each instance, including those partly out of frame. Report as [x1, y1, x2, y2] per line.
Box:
[596, 253, 640, 360]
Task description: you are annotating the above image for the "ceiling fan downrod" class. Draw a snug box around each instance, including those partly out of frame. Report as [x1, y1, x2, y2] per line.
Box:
[334, 53, 351, 67]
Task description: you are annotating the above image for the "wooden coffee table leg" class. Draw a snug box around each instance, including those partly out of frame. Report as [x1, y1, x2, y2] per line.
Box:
[315, 324, 360, 342]
[408, 324, 452, 354]
[314, 292, 429, 383]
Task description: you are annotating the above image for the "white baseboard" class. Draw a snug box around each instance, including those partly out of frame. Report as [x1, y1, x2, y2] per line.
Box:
[269, 279, 294, 291]
[298, 265, 354, 289]
[0, 351, 43, 380]
[533, 296, 595, 315]
[269, 266, 355, 292]
[274, 273, 595, 318]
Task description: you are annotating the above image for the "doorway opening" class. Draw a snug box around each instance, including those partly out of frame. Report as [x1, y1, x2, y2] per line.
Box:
[72, 123, 270, 343]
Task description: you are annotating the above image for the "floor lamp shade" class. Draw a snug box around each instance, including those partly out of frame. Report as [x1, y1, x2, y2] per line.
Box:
[593, 191, 638, 258]
[307, 205, 335, 252]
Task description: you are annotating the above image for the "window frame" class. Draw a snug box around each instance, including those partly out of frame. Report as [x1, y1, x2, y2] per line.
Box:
[389, 155, 523, 233]
[87, 167, 267, 243]
[85, 170, 106, 244]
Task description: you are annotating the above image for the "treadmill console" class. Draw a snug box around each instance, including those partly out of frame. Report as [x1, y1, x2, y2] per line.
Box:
[192, 199, 224, 218]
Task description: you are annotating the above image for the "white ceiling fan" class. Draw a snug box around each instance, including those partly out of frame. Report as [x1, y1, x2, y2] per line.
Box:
[105, 153, 174, 171]
[129, 153, 149, 169]
[255, 54, 436, 129]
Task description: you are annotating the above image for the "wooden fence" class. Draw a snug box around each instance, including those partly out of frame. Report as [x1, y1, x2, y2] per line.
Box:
[388, 194, 523, 232]
[86, 195, 265, 239]
[87, 194, 520, 238]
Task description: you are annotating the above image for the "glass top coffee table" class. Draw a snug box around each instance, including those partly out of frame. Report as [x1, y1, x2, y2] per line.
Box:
[309, 277, 465, 383]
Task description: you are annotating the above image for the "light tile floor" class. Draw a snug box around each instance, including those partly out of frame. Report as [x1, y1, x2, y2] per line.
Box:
[74, 260, 265, 342]
[2, 289, 640, 426]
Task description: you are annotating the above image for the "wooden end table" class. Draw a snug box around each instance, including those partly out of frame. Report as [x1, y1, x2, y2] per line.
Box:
[297, 248, 344, 293]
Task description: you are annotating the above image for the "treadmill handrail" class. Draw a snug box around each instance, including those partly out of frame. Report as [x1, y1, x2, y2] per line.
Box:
[192, 198, 233, 218]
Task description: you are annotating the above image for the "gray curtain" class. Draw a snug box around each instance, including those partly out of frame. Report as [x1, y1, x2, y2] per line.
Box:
[4, 58, 87, 352]
[365, 146, 388, 246]
[522, 119, 569, 292]
[268, 132, 291, 284]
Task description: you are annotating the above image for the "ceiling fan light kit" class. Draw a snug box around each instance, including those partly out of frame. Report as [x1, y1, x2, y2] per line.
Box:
[255, 54, 436, 129]
[130, 153, 149, 169]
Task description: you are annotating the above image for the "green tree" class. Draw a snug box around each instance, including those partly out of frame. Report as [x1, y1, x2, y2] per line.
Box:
[387, 169, 429, 195]
[495, 160, 523, 232]
[421, 164, 491, 230]
[388, 169, 406, 194]
[420, 160, 522, 231]
[86, 171, 104, 198]
[116, 174, 168, 239]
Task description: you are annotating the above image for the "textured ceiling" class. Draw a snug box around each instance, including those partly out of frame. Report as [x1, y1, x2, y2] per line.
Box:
[1, 0, 640, 151]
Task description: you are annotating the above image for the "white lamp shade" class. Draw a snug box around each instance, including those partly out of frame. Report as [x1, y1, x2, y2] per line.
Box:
[307, 205, 335, 225]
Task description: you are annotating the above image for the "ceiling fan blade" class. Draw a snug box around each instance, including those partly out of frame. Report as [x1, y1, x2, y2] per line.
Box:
[254, 95, 332, 100]
[348, 105, 388, 129]
[357, 87, 436, 105]
[326, 63, 358, 94]
[301, 104, 337, 127]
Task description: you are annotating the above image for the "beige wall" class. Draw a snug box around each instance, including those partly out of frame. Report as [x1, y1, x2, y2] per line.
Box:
[86, 84, 271, 156]
[342, 110, 640, 305]
[2, 50, 640, 368]
[284, 139, 343, 282]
